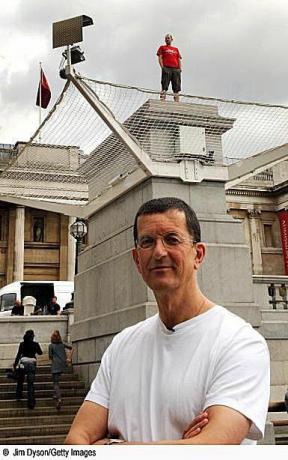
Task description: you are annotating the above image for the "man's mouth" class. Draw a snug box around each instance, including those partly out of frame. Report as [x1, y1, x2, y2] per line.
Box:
[150, 266, 173, 271]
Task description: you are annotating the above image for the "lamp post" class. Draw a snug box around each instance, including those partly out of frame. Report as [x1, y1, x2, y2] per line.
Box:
[69, 218, 87, 275]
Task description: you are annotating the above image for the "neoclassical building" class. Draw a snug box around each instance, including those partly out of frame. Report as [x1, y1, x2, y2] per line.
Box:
[0, 142, 87, 287]
[226, 145, 288, 276]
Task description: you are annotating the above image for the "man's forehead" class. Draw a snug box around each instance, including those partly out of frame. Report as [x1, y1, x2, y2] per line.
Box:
[137, 209, 187, 229]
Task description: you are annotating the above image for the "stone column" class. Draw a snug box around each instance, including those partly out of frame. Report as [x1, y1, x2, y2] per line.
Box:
[13, 206, 25, 281]
[248, 208, 263, 275]
[67, 216, 76, 281]
[6, 207, 15, 284]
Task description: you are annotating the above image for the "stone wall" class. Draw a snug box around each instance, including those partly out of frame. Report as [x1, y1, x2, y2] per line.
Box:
[0, 315, 69, 368]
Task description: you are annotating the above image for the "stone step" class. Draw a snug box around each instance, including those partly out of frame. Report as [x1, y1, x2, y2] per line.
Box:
[269, 401, 286, 411]
[274, 425, 288, 435]
[261, 310, 288, 321]
[0, 423, 71, 439]
[0, 366, 73, 375]
[0, 387, 86, 400]
[259, 321, 288, 339]
[0, 413, 75, 428]
[0, 373, 79, 383]
[268, 413, 288, 421]
[0, 380, 85, 392]
[0, 395, 84, 409]
[0, 404, 79, 418]
[276, 437, 288, 445]
[0, 363, 85, 445]
[1, 434, 66, 445]
[273, 425, 288, 445]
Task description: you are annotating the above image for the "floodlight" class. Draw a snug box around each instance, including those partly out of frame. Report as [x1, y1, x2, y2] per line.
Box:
[62, 46, 85, 64]
[53, 15, 93, 49]
[54, 15, 93, 80]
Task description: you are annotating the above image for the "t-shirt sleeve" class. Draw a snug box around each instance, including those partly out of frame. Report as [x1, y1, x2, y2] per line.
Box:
[157, 46, 163, 56]
[204, 328, 270, 440]
[85, 343, 112, 409]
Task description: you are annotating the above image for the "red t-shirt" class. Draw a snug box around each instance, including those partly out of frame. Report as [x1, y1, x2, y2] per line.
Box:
[157, 45, 182, 68]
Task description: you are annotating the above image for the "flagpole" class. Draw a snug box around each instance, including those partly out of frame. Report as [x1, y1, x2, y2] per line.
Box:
[39, 62, 42, 142]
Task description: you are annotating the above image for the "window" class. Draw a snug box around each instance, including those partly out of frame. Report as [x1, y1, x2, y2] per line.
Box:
[0, 293, 16, 312]
[33, 217, 44, 242]
[263, 223, 273, 247]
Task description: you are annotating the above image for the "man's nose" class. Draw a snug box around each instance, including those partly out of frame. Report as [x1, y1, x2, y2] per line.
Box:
[152, 238, 168, 258]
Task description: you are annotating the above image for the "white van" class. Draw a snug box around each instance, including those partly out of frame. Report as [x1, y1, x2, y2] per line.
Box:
[0, 281, 74, 316]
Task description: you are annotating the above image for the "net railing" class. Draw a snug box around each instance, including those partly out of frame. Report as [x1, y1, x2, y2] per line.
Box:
[0, 74, 287, 207]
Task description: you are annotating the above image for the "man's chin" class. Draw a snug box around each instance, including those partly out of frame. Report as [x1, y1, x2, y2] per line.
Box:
[146, 276, 178, 292]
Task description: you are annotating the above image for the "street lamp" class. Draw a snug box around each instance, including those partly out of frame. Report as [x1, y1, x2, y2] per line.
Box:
[69, 218, 88, 275]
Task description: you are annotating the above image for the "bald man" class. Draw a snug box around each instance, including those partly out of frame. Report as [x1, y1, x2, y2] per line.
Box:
[157, 34, 182, 101]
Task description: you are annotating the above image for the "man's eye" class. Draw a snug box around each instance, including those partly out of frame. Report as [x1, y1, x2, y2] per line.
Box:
[140, 238, 154, 247]
[164, 235, 181, 245]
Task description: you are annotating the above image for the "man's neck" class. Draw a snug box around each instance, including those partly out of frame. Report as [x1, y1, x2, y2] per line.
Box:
[155, 287, 214, 329]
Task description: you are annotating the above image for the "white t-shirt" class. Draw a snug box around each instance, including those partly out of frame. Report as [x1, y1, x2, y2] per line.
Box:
[86, 305, 270, 443]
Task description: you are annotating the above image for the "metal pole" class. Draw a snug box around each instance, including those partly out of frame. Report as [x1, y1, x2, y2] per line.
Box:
[66, 45, 72, 77]
[39, 62, 42, 142]
[75, 238, 81, 275]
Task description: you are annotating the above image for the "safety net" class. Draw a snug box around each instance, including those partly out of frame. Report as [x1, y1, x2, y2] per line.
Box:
[0, 75, 287, 208]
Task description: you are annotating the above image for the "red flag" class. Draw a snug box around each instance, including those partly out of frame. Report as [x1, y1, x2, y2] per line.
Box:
[36, 68, 51, 109]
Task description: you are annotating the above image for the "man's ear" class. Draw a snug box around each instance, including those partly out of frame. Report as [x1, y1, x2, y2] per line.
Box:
[132, 248, 142, 274]
[194, 243, 206, 270]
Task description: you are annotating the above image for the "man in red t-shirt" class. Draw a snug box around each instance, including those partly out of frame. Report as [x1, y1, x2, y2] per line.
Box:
[157, 34, 182, 102]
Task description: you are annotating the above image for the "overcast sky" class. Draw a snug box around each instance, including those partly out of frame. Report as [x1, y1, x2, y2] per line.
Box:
[1, 0, 288, 144]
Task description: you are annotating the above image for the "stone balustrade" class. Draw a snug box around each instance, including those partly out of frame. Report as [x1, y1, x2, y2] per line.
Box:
[0, 309, 74, 368]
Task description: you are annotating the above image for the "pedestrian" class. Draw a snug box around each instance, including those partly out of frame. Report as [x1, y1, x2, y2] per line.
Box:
[13, 329, 43, 409]
[49, 330, 73, 410]
[157, 34, 182, 102]
[11, 299, 24, 316]
[62, 293, 74, 312]
[33, 304, 44, 315]
[47, 296, 61, 315]
[65, 197, 270, 445]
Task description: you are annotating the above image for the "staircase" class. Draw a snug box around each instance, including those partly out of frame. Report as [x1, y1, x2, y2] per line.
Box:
[259, 309, 288, 444]
[0, 365, 87, 444]
[268, 402, 288, 445]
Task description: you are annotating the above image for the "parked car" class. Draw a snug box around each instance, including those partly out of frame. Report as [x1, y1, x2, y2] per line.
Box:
[0, 281, 74, 316]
